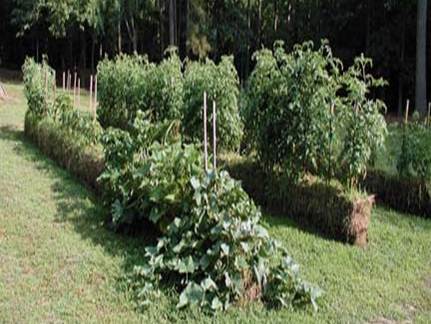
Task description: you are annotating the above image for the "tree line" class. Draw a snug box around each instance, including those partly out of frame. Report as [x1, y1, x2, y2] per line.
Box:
[0, 0, 429, 115]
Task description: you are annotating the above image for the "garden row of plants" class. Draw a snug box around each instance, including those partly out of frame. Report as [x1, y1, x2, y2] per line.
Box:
[23, 56, 322, 312]
[365, 116, 431, 217]
[22, 58, 104, 190]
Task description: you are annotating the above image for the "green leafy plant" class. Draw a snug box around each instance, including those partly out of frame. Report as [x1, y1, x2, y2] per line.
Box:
[99, 112, 321, 312]
[131, 170, 322, 312]
[97, 54, 153, 129]
[22, 56, 55, 117]
[397, 117, 431, 180]
[338, 55, 387, 188]
[243, 41, 387, 188]
[97, 50, 183, 129]
[182, 56, 243, 152]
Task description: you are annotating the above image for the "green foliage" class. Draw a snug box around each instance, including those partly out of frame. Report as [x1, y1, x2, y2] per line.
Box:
[99, 111, 183, 228]
[50, 94, 102, 146]
[97, 54, 153, 129]
[131, 170, 321, 312]
[397, 119, 431, 180]
[22, 57, 55, 116]
[338, 56, 387, 187]
[145, 48, 184, 122]
[99, 112, 320, 312]
[243, 41, 387, 188]
[182, 56, 243, 152]
[97, 50, 183, 129]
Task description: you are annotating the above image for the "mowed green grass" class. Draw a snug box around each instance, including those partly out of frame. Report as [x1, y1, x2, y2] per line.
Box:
[0, 80, 430, 323]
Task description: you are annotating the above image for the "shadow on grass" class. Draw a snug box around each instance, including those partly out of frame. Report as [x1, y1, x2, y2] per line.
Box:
[0, 124, 158, 296]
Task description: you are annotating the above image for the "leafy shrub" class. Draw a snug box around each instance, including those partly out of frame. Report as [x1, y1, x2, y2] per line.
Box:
[22, 56, 55, 116]
[145, 48, 184, 121]
[397, 119, 431, 180]
[338, 56, 387, 187]
[243, 41, 387, 188]
[182, 56, 243, 151]
[97, 54, 153, 129]
[97, 51, 183, 129]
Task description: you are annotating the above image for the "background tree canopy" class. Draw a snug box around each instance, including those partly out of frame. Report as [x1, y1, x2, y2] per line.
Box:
[0, 0, 429, 115]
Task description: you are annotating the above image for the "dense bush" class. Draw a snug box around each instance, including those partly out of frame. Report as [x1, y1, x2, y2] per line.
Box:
[243, 41, 387, 188]
[22, 57, 55, 116]
[97, 54, 153, 129]
[182, 56, 243, 151]
[97, 50, 183, 129]
[145, 48, 184, 121]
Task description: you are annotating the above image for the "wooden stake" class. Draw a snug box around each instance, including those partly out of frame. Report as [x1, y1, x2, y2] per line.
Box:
[90, 75, 93, 118]
[203, 92, 208, 172]
[53, 70, 56, 99]
[94, 74, 98, 110]
[404, 99, 410, 124]
[73, 72, 77, 107]
[67, 70, 71, 91]
[77, 78, 81, 107]
[62, 71, 65, 91]
[212, 100, 217, 172]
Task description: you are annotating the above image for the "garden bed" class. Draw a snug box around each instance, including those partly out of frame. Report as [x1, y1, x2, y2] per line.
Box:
[364, 169, 431, 218]
[225, 156, 374, 247]
[24, 112, 104, 192]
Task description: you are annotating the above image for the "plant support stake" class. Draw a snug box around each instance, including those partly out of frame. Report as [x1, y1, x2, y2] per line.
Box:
[213, 100, 217, 172]
[203, 91, 208, 172]
[405, 99, 410, 124]
[94, 74, 98, 111]
[62, 71, 65, 91]
[77, 78, 81, 107]
[90, 75, 93, 118]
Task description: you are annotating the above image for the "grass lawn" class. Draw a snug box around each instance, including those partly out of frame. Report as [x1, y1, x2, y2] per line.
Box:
[0, 80, 430, 323]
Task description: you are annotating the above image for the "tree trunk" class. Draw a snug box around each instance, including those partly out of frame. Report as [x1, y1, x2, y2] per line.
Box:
[398, 16, 406, 116]
[169, 0, 176, 46]
[416, 0, 428, 115]
[118, 21, 122, 54]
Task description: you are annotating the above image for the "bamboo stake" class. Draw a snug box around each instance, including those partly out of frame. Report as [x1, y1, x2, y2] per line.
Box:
[212, 100, 217, 172]
[404, 99, 410, 124]
[62, 71, 65, 91]
[53, 70, 56, 99]
[94, 74, 98, 110]
[77, 78, 81, 108]
[67, 70, 71, 91]
[203, 91, 208, 172]
[90, 75, 93, 118]
[73, 72, 77, 107]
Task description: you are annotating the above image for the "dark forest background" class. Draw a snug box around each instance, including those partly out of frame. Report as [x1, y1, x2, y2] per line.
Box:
[0, 0, 430, 115]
